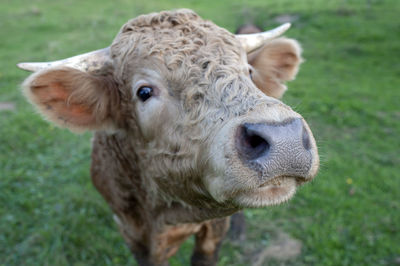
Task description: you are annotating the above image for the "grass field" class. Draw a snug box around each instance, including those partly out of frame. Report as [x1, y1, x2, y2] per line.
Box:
[1, 0, 399, 265]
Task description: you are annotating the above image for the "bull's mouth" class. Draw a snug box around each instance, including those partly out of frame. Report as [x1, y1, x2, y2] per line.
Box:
[233, 175, 303, 208]
[259, 175, 307, 188]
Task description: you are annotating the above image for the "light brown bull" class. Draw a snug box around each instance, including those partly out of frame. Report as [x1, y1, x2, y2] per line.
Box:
[19, 9, 319, 266]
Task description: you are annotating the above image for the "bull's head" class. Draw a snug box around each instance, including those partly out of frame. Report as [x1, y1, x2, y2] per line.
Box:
[19, 10, 318, 211]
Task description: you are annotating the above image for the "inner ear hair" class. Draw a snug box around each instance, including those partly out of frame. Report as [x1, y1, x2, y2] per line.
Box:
[248, 38, 303, 99]
[23, 67, 120, 132]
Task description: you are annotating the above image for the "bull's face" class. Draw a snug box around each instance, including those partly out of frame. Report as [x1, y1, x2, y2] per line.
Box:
[19, 10, 318, 210]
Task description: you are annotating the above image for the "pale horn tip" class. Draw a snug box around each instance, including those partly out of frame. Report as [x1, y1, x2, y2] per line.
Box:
[17, 62, 43, 72]
[268, 23, 291, 38]
[280, 22, 291, 32]
[17, 62, 28, 70]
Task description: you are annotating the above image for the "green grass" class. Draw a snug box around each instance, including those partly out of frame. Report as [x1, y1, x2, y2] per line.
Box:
[1, 0, 399, 265]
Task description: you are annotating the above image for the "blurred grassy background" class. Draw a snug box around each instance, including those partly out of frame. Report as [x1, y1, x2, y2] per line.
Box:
[1, 0, 399, 265]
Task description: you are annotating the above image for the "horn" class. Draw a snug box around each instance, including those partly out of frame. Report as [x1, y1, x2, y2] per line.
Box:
[235, 23, 291, 53]
[17, 47, 111, 72]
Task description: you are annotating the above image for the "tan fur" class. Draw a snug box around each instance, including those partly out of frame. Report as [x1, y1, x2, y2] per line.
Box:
[21, 9, 318, 265]
[249, 38, 303, 98]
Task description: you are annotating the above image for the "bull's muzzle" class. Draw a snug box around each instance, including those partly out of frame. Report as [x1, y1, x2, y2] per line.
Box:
[235, 118, 315, 182]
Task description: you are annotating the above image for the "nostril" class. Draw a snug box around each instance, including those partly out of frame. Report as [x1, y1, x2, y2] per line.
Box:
[247, 133, 267, 149]
[236, 124, 270, 161]
[302, 127, 311, 151]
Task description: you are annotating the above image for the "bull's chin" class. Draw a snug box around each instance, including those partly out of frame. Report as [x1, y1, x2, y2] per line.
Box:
[233, 176, 298, 208]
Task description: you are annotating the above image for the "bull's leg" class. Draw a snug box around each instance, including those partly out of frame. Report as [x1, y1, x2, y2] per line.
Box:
[229, 211, 246, 241]
[115, 214, 203, 266]
[112, 214, 167, 266]
[131, 244, 165, 266]
[191, 217, 230, 266]
[128, 240, 171, 266]
[123, 234, 166, 266]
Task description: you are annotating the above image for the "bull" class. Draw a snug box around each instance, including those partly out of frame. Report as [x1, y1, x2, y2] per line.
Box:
[18, 9, 319, 266]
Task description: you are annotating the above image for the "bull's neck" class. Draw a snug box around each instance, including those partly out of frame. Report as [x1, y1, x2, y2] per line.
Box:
[91, 131, 239, 225]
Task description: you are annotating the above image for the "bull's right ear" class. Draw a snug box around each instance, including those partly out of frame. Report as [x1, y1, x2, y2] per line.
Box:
[248, 38, 303, 99]
[22, 67, 119, 132]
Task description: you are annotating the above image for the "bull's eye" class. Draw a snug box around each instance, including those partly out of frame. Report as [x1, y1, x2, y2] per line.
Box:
[249, 69, 253, 80]
[137, 86, 153, 102]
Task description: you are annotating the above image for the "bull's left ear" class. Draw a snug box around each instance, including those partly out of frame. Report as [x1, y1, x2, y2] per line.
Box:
[248, 38, 303, 99]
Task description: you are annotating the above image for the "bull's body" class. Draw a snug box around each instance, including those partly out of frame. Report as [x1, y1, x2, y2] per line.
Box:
[92, 133, 231, 265]
[19, 10, 319, 265]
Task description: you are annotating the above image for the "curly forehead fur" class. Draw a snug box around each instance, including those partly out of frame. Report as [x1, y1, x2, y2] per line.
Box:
[111, 9, 244, 74]
[111, 9, 262, 122]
